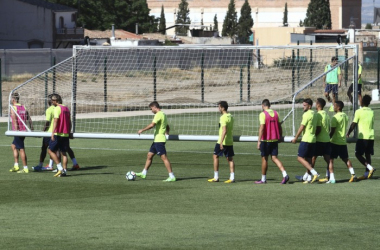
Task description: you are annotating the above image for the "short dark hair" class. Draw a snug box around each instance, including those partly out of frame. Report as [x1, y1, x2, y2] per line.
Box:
[362, 95, 372, 107]
[218, 101, 228, 111]
[11, 92, 20, 102]
[262, 99, 271, 107]
[303, 98, 313, 106]
[331, 56, 338, 62]
[149, 101, 160, 108]
[335, 101, 344, 110]
[316, 98, 326, 109]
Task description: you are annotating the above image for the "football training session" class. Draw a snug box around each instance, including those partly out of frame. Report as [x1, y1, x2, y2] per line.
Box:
[1, 44, 380, 249]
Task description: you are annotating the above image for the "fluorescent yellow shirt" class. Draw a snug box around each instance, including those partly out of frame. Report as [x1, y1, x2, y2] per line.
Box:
[218, 113, 234, 146]
[45, 105, 55, 132]
[325, 64, 341, 84]
[331, 112, 348, 145]
[353, 107, 374, 140]
[301, 110, 317, 143]
[316, 110, 330, 143]
[152, 111, 167, 143]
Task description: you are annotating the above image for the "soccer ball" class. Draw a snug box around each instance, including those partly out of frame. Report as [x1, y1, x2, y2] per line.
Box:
[126, 171, 136, 181]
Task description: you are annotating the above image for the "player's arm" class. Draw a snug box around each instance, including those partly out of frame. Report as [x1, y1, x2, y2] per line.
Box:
[323, 75, 326, 87]
[346, 122, 357, 137]
[257, 124, 265, 150]
[219, 125, 227, 150]
[338, 68, 342, 87]
[329, 127, 336, 138]
[316, 126, 321, 136]
[291, 125, 305, 144]
[10, 107, 18, 131]
[51, 118, 58, 141]
[26, 110, 33, 131]
[43, 121, 50, 132]
[138, 122, 156, 135]
[165, 124, 170, 135]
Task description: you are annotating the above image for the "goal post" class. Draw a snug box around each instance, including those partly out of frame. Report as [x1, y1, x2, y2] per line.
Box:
[5, 44, 359, 142]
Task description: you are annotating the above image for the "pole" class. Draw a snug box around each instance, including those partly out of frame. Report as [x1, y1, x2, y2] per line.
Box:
[0, 58, 2, 117]
[201, 53, 204, 103]
[52, 56, 56, 93]
[310, 41, 313, 85]
[104, 56, 107, 112]
[153, 56, 157, 101]
[292, 50, 295, 94]
[257, 49, 261, 70]
[344, 48, 348, 87]
[240, 66, 243, 102]
[45, 72, 48, 111]
[378, 48, 380, 90]
[72, 56, 77, 133]
[297, 41, 300, 87]
[247, 53, 251, 102]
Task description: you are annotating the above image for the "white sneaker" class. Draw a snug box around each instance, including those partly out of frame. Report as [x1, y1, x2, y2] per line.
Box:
[52, 169, 58, 173]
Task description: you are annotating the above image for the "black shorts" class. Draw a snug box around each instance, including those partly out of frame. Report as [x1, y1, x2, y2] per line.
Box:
[355, 139, 374, 156]
[314, 142, 331, 156]
[298, 142, 316, 158]
[330, 143, 349, 159]
[348, 83, 362, 95]
[214, 143, 234, 157]
[49, 135, 70, 153]
[149, 142, 167, 156]
[12, 136, 25, 149]
[260, 141, 279, 157]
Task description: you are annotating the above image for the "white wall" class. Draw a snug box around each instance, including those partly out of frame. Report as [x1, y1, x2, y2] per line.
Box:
[55, 11, 77, 29]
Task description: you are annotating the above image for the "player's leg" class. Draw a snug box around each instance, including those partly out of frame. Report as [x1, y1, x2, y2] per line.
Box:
[67, 146, 80, 171]
[157, 143, 175, 182]
[48, 136, 64, 177]
[297, 142, 319, 183]
[324, 84, 331, 102]
[136, 143, 156, 179]
[356, 140, 375, 179]
[10, 142, 20, 172]
[224, 156, 235, 183]
[347, 83, 353, 104]
[256, 141, 269, 183]
[33, 138, 49, 171]
[327, 158, 335, 183]
[209, 143, 222, 182]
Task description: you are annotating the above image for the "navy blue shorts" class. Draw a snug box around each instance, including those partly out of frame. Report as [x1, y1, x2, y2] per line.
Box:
[298, 141, 316, 158]
[330, 143, 349, 159]
[314, 142, 331, 156]
[149, 142, 167, 156]
[214, 143, 235, 157]
[12, 136, 25, 150]
[42, 137, 50, 147]
[355, 139, 374, 156]
[49, 135, 70, 153]
[325, 84, 339, 95]
[260, 141, 279, 157]
[348, 83, 362, 95]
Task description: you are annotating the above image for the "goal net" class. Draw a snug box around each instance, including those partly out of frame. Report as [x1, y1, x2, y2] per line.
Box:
[6, 45, 359, 142]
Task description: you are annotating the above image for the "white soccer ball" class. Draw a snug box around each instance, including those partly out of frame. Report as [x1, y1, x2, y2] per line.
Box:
[126, 171, 136, 181]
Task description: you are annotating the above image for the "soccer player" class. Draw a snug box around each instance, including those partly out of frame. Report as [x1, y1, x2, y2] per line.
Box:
[312, 98, 332, 183]
[347, 63, 363, 105]
[255, 99, 289, 184]
[136, 101, 176, 182]
[9, 92, 33, 174]
[347, 95, 375, 180]
[329, 101, 356, 183]
[208, 101, 235, 183]
[291, 98, 319, 184]
[323, 56, 342, 112]
[48, 94, 72, 177]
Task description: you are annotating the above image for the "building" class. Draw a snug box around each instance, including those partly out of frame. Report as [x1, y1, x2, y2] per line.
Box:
[147, 0, 361, 36]
[0, 0, 83, 49]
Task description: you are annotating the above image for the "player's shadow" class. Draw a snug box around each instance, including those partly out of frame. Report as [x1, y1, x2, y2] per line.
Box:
[73, 165, 107, 171]
[176, 176, 209, 181]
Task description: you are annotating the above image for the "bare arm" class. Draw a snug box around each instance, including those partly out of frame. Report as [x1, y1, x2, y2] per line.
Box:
[138, 122, 155, 135]
[219, 125, 227, 150]
[257, 124, 265, 149]
[346, 122, 357, 137]
[165, 124, 170, 135]
[315, 126, 321, 136]
[51, 118, 58, 141]
[330, 127, 336, 138]
[26, 111, 33, 131]
[291, 125, 305, 144]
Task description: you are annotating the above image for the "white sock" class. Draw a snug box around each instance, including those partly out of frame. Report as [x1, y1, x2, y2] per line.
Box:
[366, 164, 374, 171]
[72, 158, 78, 165]
[214, 171, 219, 180]
[14, 163, 19, 168]
[49, 159, 54, 167]
[329, 173, 335, 181]
[302, 172, 309, 181]
[307, 175, 312, 181]
[230, 172, 235, 180]
[310, 169, 318, 176]
[282, 171, 287, 178]
[57, 163, 63, 171]
[261, 175, 266, 182]
[142, 169, 147, 175]
[23, 166, 28, 169]
[169, 172, 175, 178]
[349, 167, 355, 175]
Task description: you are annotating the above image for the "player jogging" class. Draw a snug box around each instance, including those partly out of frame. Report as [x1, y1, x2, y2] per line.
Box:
[208, 101, 235, 183]
[9, 92, 33, 174]
[291, 98, 319, 184]
[328, 101, 356, 183]
[136, 101, 176, 182]
[255, 99, 289, 184]
[347, 95, 375, 180]
[48, 94, 72, 177]
[323, 56, 342, 112]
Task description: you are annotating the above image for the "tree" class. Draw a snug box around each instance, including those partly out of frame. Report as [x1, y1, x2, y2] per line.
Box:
[237, 0, 253, 44]
[283, 2, 288, 26]
[304, 0, 331, 29]
[159, 5, 166, 34]
[222, 0, 238, 38]
[213, 14, 218, 31]
[365, 23, 373, 29]
[175, 0, 191, 35]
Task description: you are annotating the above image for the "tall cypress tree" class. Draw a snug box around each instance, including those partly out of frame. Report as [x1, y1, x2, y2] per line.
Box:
[304, 0, 331, 29]
[283, 2, 288, 26]
[159, 5, 166, 34]
[237, 0, 253, 44]
[213, 14, 218, 32]
[222, 0, 238, 38]
[175, 0, 191, 35]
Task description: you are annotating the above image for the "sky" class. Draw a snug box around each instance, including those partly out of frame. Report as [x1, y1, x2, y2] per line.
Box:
[362, 0, 379, 24]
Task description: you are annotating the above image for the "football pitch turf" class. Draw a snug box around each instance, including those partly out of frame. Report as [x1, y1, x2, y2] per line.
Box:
[1, 110, 380, 249]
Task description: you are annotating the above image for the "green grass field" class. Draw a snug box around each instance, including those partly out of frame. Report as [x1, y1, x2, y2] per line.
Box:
[1, 107, 380, 250]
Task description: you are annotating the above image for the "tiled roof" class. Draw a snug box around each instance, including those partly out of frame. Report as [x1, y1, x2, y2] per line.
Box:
[84, 29, 143, 40]
[18, 0, 77, 11]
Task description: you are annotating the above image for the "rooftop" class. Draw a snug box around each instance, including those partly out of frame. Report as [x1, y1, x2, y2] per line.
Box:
[85, 29, 143, 40]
